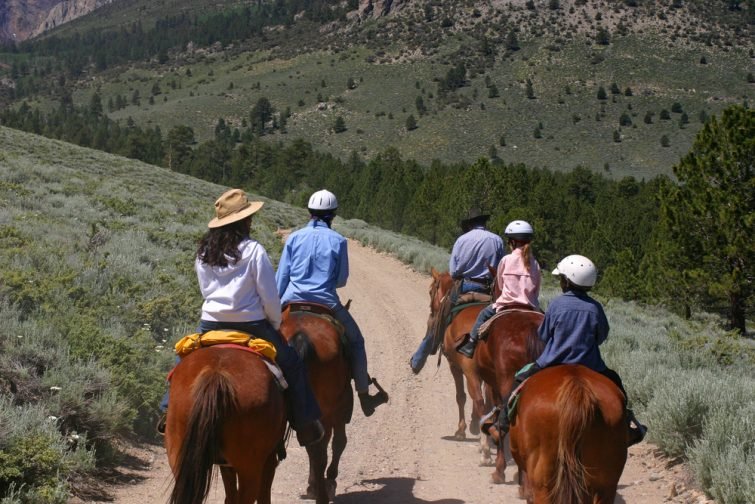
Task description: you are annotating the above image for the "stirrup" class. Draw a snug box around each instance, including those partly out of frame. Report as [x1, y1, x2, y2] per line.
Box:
[156, 414, 167, 435]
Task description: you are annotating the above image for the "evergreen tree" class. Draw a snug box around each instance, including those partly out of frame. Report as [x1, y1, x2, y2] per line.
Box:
[506, 30, 520, 51]
[652, 105, 754, 332]
[333, 116, 346, 133]
[405, 115, 417, 131]
[597, 87, 607, 100]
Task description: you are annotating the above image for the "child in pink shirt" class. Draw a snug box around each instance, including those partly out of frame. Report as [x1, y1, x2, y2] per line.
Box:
[457, 220, 541, 358]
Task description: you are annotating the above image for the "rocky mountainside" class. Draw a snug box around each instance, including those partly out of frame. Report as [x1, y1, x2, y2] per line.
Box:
[0, 0, 114, 42]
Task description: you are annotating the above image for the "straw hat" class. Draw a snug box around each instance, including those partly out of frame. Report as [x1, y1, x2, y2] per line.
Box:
[207, 189, 264, 228]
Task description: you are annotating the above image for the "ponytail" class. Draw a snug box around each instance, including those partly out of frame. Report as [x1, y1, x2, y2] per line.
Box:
[521, 242, 532, 273]
[509, 239, 533, 272]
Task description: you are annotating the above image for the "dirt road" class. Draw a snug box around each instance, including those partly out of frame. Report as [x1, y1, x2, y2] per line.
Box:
[91, 240, 709, 504]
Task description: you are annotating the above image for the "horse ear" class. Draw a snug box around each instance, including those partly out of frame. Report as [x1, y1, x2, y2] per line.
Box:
[431, 267, 439, 280]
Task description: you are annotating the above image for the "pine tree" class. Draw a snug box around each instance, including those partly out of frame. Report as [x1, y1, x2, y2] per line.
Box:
[405, 115, 417, 131]
[654, 105, 754, 333]
[333, 116, 346, 133]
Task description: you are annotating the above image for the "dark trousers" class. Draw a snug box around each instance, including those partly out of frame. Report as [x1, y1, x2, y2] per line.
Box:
[161, 320, 321, 429]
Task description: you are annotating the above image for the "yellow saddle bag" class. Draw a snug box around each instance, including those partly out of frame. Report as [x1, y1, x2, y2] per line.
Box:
[174, 330, 277, 361]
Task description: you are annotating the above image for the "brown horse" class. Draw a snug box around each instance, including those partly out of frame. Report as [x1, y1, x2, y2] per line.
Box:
[280, 305, 353, 504]
[425, 268, 487, 442]
[473, 307, 545, 483]
[509, 365, 628, 503]
[165, 346, 287, 504]
[426, 268, 544, 478]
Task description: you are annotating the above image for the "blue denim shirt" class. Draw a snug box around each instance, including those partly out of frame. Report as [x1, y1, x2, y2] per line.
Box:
[535, 290, 609, 371]
[276, 219, 348, 309]
[449, 227, 504, 281]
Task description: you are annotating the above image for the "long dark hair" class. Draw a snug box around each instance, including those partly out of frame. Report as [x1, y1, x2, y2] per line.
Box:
[196, 217, 251, 267]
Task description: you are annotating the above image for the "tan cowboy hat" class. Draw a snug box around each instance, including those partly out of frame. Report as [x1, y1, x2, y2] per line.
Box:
[207, 188, 264, 228]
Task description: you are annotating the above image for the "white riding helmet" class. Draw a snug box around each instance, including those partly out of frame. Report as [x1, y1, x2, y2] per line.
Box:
[308, 189, 338, 212]
[504, 220, 534, 241]
[552, 255, 598, 288]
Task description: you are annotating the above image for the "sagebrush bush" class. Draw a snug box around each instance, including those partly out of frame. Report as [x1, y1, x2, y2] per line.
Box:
[689, 403, 755, 503]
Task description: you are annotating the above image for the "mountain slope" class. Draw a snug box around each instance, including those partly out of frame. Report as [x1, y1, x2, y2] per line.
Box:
[3, 0, 753, 177]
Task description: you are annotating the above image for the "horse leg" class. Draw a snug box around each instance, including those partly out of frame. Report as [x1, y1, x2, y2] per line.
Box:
[235, 467, 263, 504]
[220, 466, 238, 504]
[325, 421, 348, 501]
[305, 429, 332, 504]
[256, 454, 279, 504]
[463, 372, 491, 466]
[491, 435, 507, 484]
[448, 361, 468, 439]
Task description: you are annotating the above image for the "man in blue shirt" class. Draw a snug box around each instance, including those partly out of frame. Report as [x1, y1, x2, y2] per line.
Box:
[277, 189, 388, 417]
[486, 254, 647, 446]
[410, 207, 504, 374]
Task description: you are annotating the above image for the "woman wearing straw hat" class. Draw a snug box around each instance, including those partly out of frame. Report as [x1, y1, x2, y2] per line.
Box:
[160, 188, 324, 446]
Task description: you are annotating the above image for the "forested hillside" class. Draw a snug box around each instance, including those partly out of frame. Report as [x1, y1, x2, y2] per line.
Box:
[0, 0, 752, 175]
[0, 125, 753, 503]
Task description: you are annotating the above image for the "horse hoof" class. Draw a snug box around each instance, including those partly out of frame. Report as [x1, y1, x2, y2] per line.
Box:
[479, 457, 494, 467]
[326, 479, 337, 501]
[454, 431, 466, 440]
[491, 471, 505, 484]
[302, 487, 317, 500]
[470, 422, 480, 436]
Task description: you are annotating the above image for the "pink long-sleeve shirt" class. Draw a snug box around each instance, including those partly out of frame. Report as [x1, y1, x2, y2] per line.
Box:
[493, 247, 541, 311]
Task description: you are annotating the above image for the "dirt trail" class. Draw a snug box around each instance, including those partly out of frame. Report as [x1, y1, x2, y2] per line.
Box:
[85, 240, 711, 504]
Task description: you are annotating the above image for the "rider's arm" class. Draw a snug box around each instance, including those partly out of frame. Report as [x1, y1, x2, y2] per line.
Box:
[275, 238, 292, 298]
[336, 237, 349, 288]
[256, 247, 282, 330]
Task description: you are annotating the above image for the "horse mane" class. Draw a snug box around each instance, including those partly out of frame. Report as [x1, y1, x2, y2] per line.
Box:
[170, 368, 238, 504]
[430, 273, 456, 346]
[551, 373, 598, 504]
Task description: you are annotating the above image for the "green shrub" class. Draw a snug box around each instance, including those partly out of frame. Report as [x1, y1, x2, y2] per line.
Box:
[689, 403, 755, 503]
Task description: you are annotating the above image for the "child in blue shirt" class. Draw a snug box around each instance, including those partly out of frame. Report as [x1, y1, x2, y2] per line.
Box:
[493, 254, 647, 446]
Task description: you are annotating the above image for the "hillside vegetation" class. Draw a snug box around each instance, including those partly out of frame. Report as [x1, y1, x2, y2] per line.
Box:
[1, 0, 752, 178]
[0, 126, 753, 502]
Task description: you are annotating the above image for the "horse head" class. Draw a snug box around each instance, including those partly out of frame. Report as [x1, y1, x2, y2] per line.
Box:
[425, 268, 454, 343]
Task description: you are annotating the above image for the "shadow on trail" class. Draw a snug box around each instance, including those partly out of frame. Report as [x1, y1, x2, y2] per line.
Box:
[337, 477, 465, 503]
[440, 435, 481, 444]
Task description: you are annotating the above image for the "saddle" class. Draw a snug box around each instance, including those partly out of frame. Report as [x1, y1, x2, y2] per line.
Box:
[285, 302, 349, 350]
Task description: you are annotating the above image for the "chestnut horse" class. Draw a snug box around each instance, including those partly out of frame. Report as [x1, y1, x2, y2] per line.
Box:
[425, 268, 486, 441]
[509, 365, 628, 503]
[426, 268, 544, 479]
[280, 305, 353, 504]
[165, 346, 287, 504]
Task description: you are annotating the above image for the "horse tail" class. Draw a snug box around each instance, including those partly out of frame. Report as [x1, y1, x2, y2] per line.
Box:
[291, 331, 315, 363]
[169, 369, 238, 504]
[550, 373, 597, 504]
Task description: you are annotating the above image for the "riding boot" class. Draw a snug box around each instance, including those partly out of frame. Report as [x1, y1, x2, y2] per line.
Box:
[358, 390, 388, 417]
[456, 332, 479, 358]
[626, 409, 648, 447]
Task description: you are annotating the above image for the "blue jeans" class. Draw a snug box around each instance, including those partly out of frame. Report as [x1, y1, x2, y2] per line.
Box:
[160, 320, 321, 429]
[411, 282, 488, 371]
[470, 304, 497, 340]
[333, 304, 370, 392]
